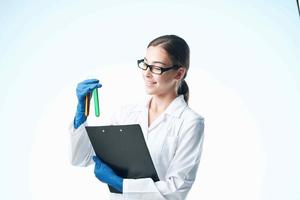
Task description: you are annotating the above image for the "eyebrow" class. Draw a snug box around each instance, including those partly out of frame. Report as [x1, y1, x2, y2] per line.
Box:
[144, 57, 167, 66]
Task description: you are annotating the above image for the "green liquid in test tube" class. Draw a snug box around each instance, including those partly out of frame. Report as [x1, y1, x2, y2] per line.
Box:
[93, 88, 100, 117]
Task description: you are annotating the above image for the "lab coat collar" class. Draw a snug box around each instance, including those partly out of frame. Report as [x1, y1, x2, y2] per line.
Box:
[144, 95, 187, 118]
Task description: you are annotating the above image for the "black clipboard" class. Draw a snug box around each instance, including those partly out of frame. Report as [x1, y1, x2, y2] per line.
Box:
[85, 124, 159, 193]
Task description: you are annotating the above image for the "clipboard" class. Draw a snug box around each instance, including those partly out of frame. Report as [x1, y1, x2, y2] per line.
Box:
[85, 124, 159, 193]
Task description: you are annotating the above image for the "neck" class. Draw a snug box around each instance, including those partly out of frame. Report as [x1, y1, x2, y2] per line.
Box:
[149, 93, 178, 113]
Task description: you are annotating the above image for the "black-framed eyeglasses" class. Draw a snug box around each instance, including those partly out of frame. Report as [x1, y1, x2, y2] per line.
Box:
[137, 59, 180, 75]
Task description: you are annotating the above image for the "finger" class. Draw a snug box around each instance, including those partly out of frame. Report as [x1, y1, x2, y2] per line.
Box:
[76, 80, 99, 91]
[88, 83, 102, 90]
[93, 156, 101, 165]
[78, 83, 100, 96]
[80, 79, 99, 84]
[97, 83, 102, 88]
[93, 156, 98, 163]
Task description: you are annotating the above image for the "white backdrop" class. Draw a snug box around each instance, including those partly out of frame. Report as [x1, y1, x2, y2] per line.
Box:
[0, 1, 300, 200]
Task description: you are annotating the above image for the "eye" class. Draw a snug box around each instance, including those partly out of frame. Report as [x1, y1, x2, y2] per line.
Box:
[142, 63, 148, 69]
[152, 66, 162, 74]
[138, 61, 148, 70]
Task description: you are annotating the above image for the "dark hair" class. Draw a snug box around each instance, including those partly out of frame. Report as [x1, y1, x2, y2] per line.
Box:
[147, 35, 190, 104]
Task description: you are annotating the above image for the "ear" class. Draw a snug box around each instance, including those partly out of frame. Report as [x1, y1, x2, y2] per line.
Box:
[174, 67, 186, 80]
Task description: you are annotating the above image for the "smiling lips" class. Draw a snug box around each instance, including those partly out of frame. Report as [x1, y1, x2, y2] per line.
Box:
[145, 81, 157, 86]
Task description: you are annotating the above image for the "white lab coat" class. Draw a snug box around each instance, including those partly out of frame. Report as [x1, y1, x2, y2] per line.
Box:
[69, 95, 205, 200]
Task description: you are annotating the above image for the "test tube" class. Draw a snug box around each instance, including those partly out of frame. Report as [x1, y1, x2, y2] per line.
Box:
[85, 94, 90, 117]
[93, 88, 100, 117]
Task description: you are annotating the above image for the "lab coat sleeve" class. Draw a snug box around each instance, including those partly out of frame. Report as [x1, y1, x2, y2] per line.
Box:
[68, 107, 123, 167]
[123, 118, 205, 200]
[69, 121, 95, 167]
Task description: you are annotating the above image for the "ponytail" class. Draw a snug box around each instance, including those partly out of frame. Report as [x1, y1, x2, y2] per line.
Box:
[177, 80, 189, 104]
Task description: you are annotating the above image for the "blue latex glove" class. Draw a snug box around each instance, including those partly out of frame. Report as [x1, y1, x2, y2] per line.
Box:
[93, 156, 123, 193]
[73, 79, 102, 128]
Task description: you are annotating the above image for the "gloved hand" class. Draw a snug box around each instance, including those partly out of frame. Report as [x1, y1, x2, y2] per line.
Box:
[93, 156, 123, 193]
[73, 79, 102, 129]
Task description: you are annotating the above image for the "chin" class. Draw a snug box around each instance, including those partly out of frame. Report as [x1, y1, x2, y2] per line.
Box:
[145, 90, 154, 95]
[145, 87, 156, 95]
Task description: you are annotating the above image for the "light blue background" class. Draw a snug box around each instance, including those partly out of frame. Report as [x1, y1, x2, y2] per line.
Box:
[0, 1, 299, 199]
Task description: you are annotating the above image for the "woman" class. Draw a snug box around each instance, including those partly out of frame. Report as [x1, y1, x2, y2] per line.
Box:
[69, 35, 205, 200]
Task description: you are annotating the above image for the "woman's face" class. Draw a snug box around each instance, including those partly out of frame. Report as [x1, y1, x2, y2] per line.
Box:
[142, 45, 185, 96]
